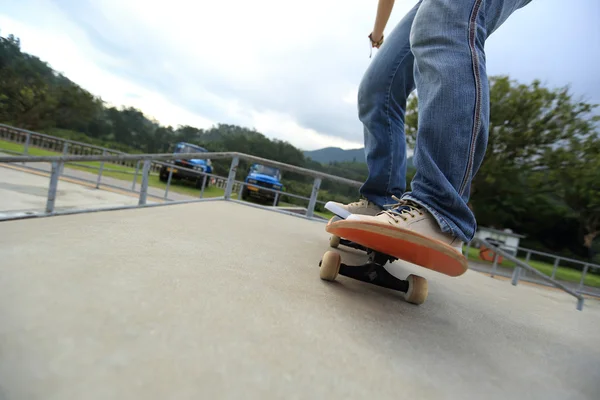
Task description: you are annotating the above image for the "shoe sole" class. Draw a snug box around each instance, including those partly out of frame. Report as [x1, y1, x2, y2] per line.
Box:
[324, 201, 352, 219]
[326, 218, 468, 277]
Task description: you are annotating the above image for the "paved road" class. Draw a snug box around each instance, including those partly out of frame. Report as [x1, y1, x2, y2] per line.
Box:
[1, 201, 599, 399]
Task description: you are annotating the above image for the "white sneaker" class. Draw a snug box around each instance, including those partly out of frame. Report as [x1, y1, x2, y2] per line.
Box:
[325, 198, 383, 219]
[346, 197, 463, 254]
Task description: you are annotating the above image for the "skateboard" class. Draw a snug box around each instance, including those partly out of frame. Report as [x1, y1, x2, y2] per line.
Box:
[319, 217, 468, 305]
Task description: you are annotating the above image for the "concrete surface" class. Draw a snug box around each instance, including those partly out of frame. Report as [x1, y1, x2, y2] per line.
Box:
[1, 201, 599, 400]
[0, 164, 156, 218]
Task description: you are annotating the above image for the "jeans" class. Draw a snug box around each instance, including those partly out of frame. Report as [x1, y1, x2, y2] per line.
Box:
[358, 0, 532, 243]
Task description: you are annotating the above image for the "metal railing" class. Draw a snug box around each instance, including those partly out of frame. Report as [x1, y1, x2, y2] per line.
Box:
[0, 123, 163, 173]
[467, 238, 591, 310]
[0, 151, 361, 221]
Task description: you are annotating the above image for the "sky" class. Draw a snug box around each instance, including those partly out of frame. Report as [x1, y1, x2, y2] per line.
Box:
[0, 0, 598, 151]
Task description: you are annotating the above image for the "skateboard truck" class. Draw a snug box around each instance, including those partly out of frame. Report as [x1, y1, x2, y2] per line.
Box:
[319, 249, 428, 305]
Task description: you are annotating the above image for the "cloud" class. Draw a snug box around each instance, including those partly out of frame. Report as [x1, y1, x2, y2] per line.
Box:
[1, 0, 598, 152]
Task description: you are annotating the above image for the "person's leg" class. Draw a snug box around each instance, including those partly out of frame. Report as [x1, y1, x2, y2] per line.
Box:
[348, 0, 532, 249]
[401, 0, 532, 244]
[358, 1, 422, 208]
[326, 2, 422, 219]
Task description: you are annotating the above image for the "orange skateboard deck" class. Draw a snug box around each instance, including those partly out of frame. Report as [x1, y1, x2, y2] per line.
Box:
[325, 217, 468, 277]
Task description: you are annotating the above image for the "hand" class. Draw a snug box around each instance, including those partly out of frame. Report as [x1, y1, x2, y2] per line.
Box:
[369, 32, 384, 48]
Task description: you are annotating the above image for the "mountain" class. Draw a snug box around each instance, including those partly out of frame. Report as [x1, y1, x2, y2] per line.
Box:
[304, 147, 414, 169]
[304, 147, 366, 164]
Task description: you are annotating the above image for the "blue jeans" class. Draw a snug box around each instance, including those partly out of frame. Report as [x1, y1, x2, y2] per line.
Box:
[358, 0, 532, 243]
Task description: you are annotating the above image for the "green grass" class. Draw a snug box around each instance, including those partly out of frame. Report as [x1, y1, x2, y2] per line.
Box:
[1, 139, 61, 157]
[465, 246, 600, 288]
[314, 209, 334, 220]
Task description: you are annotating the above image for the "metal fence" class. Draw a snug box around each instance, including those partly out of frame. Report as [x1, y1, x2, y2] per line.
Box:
[0, 123, 365, 218]
[0, 123, 163, 173]
[464, 239, 598, 310]
[0, 150, 361, 221]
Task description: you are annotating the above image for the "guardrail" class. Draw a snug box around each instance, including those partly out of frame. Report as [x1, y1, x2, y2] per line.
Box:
[469, 238, 588, 310]
[0, 123, 165, 173]
[464, 238, 599, 299]
[0, 151, 361, 221]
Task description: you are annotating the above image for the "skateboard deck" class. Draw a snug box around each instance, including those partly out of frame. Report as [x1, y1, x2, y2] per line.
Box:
[326, 217, 468, 277]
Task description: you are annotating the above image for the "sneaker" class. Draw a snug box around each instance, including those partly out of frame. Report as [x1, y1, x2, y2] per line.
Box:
[346, 197, 463, 254]
[325, 198, 383, 219]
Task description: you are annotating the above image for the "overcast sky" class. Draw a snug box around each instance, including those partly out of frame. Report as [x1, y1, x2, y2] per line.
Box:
[0, 0, 598, 150]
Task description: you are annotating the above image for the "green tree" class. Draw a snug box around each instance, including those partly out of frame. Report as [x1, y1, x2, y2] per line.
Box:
[544, 132, 600, 258]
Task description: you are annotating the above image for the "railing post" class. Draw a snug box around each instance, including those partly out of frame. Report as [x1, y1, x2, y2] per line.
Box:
[96, 149, 107, 188]
[551, 258, 560, 279]
[306, 177, 321, 219]
[577, 264, 589, 293]
[224, 157, 239, 200]
[491, 253, 499, 277]
[45, 161, 62, 214]
[138, 160, 151, 205]
[60, 142, 69, 175]
[577, 297, 584, 311]
[164, 167, 174, 199]
[511, 267, 522, 286]
[199, 175, 208, 198]
[132, 161, 140, 191]
[22, 132, 31, 164]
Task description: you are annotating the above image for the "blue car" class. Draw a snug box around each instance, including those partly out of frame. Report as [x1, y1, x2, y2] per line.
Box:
[240, 163, 284, 206]
[159, 142, 213, 188]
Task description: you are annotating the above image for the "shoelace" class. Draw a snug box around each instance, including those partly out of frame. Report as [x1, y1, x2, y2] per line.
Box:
[380, 195, 424, 223]
[349, 198, 371, 207]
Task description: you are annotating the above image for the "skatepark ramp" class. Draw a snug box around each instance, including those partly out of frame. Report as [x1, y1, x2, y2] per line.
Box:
[2, 152, 600, 399]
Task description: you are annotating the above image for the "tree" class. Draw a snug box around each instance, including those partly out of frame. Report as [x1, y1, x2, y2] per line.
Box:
[544, 132, 600, 258]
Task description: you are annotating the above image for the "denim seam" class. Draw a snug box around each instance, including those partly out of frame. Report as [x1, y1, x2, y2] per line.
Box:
[384, 50, 413, 196]
[458, 0, 484, 196]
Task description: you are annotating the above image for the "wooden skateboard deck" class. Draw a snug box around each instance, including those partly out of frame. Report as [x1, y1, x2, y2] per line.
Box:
[326, 217, 468, 277]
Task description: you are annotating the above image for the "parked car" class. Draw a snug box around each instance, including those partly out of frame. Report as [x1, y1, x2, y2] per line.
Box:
[159, 142, 212, 188]
[240, 163, 284, 205]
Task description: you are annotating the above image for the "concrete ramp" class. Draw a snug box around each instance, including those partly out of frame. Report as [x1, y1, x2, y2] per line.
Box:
[0, 201, 599, 399]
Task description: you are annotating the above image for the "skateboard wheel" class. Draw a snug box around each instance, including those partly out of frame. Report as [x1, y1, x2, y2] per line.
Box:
[404, 274, 428, 305]
[329, 235, 340, 248]
[320, 251, 341, 281]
